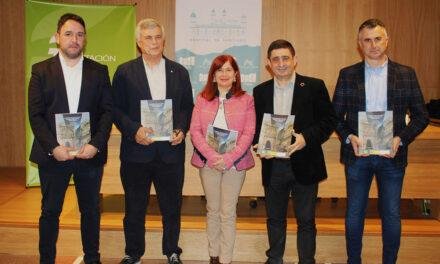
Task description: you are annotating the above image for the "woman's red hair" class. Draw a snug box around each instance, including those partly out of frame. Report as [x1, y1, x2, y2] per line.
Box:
[200, 54, 245, 101]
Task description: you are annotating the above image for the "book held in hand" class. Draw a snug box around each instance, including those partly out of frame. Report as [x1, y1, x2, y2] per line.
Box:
[140, 99, 173, 141]
[257, 113, 295, 158]
[358, 111, 393, 155]
[206, 125, 238, 154]
[55, 112, 91, 156]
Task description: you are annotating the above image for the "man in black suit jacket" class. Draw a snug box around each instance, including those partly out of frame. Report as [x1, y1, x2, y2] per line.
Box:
[253, 39, 336, 264]
[112, 18, 193, 264]
[332, 19, 429, 264]
[28, 13, 112, 264]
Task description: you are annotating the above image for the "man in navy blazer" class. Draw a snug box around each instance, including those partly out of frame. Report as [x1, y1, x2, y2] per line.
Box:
[28, 13, 112, 264]
[253, 39, 336, 264]
[112, 18, 193, 264]
[332, 19, 429, 264]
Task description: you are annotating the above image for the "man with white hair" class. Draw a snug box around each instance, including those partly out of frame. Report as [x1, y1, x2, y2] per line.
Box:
[112, 18, 193, 264]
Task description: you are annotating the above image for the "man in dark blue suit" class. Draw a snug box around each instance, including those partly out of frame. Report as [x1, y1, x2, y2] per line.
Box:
[112, 18, 193, 264]
[332, 18, 429, 264]
[28, 13, 113, 264]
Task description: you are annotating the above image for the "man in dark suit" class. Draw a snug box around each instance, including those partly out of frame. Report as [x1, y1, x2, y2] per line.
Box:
[112, 18, 193, 264]
[332, 19, 429, 264]
[253, 39, 336, 264]
[28, 13, 112, 264]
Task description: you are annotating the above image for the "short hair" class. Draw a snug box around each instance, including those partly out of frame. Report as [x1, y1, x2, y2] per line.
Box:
[57, 13, 86, 33]
[267, 39, 296, 59]
[136, 18, 165, 41]
[358, 18, 386, 32]
[200, 54, 245, 101]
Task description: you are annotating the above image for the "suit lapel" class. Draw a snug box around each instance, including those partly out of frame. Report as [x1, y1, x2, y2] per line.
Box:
[51, 55, 70, 113]
[265, 80, 274, 114]
[387, 60, 396, 111]
[135, 56, 152, 100]
[356, 62, 366, 111]
[291, 74, 305, 115]
[164, 57, 174, 99]
[77, 58, 90, 112]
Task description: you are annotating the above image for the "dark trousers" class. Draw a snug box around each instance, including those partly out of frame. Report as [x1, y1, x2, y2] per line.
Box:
[38, 162, 103, 264]
[120, 160, 184, 258]
[264, 159, 318, 264]
[345, 156, 405, 264]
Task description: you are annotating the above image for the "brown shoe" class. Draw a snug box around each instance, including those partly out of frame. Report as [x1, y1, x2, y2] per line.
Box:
[209, 256, 220, 264]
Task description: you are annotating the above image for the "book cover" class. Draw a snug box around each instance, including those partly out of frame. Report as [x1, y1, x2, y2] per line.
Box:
[358, 111, 393, 155]
[140, 99, 173, 141]
[55, 112, 91, 156]
[206, 125, 238, 154]
[257, 113, 295, 158]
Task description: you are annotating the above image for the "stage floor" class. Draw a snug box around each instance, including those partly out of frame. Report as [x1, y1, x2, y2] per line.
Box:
[0, 167, 439, 264]
[0, 167, 438, 235]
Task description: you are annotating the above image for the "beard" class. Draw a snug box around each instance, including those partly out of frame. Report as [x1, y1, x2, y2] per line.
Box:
[60, 45, 83, 60]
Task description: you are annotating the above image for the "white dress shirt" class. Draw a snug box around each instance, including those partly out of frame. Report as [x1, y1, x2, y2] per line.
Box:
[59, 53, 83, 113]
[143, 58, 166, 100]
[273, 73, 296, 115]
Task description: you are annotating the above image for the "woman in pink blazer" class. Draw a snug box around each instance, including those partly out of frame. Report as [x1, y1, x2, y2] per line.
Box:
[190, 55, 256, 264]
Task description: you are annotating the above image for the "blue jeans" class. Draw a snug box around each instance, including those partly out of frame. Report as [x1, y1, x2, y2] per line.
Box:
[38, 162, 103, 264]
[345, 156, 405, 264]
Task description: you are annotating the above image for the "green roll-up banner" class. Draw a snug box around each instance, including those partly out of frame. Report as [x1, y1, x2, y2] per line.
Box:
[25, 0, 136, 186]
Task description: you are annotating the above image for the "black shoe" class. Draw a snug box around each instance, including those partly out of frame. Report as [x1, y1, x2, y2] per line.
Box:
[167, 253, 182, 264]
[265, 258, 283, 264]
[120, 255, 141, 264]
[209, 256, 220, 264]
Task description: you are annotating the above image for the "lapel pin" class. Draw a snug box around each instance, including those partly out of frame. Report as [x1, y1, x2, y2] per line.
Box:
[299, 82, 305, 87]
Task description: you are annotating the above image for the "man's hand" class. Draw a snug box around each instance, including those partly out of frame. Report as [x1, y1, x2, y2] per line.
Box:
[287, 131, 306, 156]
[52, 145, 75, 161]
[253, 144, 275, 159]
[258, 153, 275, 159]
[382, 136, 401, 158]
[76, 144, 98, 159]
[135, 127, 154, 145]
[349, 134, 369, 157]
[170, 129, 185, 145]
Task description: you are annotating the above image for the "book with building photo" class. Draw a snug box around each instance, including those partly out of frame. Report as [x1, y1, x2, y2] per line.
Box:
[140, 99, 173, 141]
[257, 113, 295, 158]
[358, 110, 393, 155]
[206, 125, 238, 154]
[55, 112, 91, 155]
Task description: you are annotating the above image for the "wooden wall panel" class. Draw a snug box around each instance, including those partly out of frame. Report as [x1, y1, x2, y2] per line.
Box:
[375, 0, 440, 100]
[261, 0, 377, 96]
[0, 1, 25, 167]
[1, 0, 438, 166]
